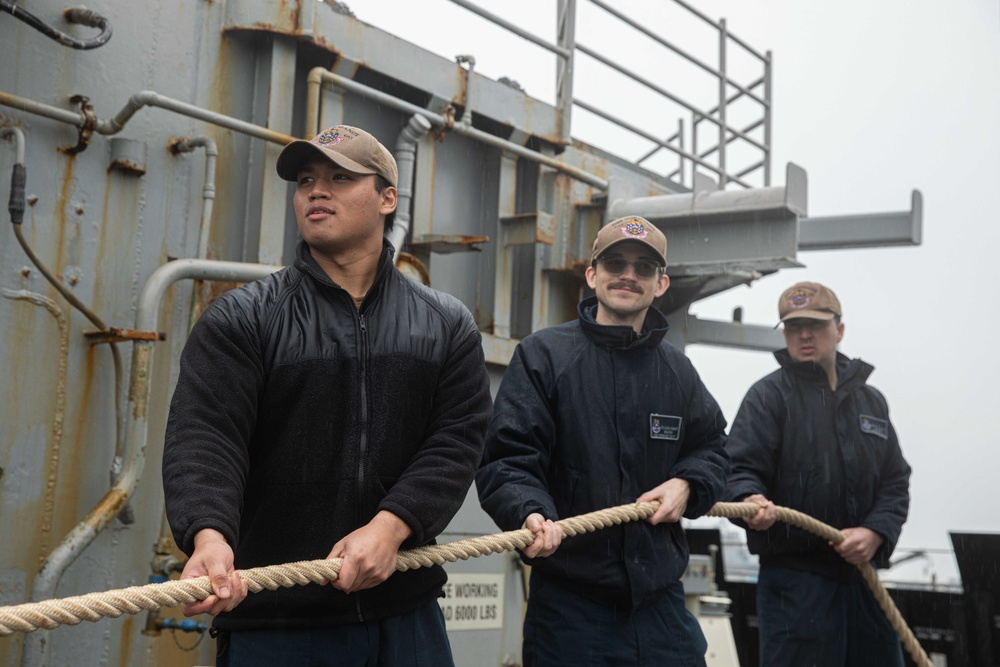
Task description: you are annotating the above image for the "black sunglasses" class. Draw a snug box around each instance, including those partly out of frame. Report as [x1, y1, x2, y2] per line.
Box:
[596, 256, 662, 279]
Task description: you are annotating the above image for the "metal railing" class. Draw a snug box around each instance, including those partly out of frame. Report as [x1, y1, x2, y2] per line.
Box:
[447, 0, 772, 189]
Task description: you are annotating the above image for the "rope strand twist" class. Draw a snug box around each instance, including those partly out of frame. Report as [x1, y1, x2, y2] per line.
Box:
[0, 501, 932, 667]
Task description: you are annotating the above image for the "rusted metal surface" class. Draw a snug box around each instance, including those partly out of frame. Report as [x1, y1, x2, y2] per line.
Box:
[409, 234, 489, 254]
[58, 95, 96, 155]
[83, 327, 166, 344]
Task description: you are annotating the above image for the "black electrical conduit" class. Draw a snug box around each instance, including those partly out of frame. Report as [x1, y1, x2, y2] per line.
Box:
[0, 2, 112, 50]
[4, 130, 132, 524]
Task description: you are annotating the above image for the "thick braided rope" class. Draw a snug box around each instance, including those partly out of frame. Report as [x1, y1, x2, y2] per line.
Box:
[0, 501, 933, 667]
[0, 503, 653, 637]
[708, 502, 932, 667]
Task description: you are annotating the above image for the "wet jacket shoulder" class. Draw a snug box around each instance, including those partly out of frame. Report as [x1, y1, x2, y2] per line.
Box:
[725, 349, 910, 580]
[477, 297, 728, 609]
[163, 240, 492, 628]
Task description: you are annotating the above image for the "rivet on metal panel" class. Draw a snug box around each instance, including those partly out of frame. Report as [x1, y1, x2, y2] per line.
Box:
[60, 95, 96, 155]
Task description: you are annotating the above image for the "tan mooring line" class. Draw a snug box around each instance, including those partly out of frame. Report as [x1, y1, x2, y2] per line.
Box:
[0, 501, 933, 667]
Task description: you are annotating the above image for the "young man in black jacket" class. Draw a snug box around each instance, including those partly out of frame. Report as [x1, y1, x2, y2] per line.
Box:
[476, 216, 729, 666]
[162, 124, 492, 666]
[726, 281, 910, 667]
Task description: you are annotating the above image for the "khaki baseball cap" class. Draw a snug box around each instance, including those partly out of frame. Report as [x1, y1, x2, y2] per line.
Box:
[276, 125, 398, 187]
[591, 216, 667, 266]
[778, 281, 842, 322]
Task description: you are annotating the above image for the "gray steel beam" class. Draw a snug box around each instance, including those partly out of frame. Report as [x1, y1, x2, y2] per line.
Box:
[799, 190, 922, 251]
[682, 315, 782, 352]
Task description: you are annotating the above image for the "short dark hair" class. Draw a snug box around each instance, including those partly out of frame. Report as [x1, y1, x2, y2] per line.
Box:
[374, 174, 396, 235]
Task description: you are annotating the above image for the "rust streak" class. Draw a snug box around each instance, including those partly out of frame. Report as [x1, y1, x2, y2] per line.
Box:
[85, 488, 129, 528]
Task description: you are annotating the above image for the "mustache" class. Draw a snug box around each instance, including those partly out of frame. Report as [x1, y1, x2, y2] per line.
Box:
[608, 280, 642, 294]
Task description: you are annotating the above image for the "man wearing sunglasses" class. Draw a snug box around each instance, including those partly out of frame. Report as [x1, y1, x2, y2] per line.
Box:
[477, 216, 729, 666]
[725, 281, 911, 667]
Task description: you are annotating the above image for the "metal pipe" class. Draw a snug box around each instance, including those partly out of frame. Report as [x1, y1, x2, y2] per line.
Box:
[388, 115, 433, 253]
[447, 0, 571, 58]
[455, 55, 476, 127]
[0, 90, 295, 146]
[0, 2, 112, 50]
[20, 259, 280, 667]
[1, 126, 25, 163]
[306, 68, 609, 190]
[170, 137, 218, 259]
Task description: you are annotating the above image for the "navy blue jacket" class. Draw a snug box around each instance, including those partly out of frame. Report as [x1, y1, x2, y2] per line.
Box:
[726, 349, 911, 582]
[476, 296, 729, 610]
[163, 240, 492, 629]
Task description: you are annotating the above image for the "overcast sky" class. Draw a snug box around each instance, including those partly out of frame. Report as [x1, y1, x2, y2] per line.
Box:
[355, 0, 1000, 585]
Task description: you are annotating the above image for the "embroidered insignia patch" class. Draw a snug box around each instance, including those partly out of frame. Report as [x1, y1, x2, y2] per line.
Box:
[314, 129, 346, 146]
[787, 288, 811, 310]
[650, 414, 682, 441]
[621, 218, 649, 239]
[859, 414, 889, 440]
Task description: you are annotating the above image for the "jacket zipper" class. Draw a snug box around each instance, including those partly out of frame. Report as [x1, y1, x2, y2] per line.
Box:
[355, 310, 369, 622]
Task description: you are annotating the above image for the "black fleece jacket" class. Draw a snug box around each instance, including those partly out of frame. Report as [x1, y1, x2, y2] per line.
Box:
[476, 297, 729, 610]
[162, 240, 492, 629]
[726, 349, 911, 582]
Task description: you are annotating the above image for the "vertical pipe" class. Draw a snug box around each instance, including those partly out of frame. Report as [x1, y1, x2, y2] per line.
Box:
[764, 50, 772, 186]
[555, 0, 576, 144]
[388, 114, 433, 253]
[717, 18, 728, 190]
[171, 137, 218, 259]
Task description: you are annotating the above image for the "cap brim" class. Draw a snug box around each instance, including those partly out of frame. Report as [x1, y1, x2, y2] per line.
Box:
[594, 238, 667, 267]
[779, 310, 837, 323]
[275, 141, 376, 181]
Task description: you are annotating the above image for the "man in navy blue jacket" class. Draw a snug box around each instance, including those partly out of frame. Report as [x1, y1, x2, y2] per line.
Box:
[726, 281, 910, 667]
[477, 216, 729, 666]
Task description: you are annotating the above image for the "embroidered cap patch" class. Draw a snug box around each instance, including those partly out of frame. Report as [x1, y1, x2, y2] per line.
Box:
[859, 414, 889, 440]
[621, 218, 650, 239]
[650, 414, 682, 441]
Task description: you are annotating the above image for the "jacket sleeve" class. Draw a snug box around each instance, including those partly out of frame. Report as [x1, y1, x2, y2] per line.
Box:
[668, 357, 730, 518]
[162, 297, 264, 555]
[724, 380, 782, 522]
[377, 312, 493, 548]
[475, 340, 560, 531]
[860, 394, 911, 564]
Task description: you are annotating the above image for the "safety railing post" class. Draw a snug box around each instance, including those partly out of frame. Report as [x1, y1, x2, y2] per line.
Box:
[717, 18, 728, 189]
[556, 0, 577, 145]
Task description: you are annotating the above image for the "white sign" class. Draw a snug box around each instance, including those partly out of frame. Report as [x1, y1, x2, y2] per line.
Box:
[438, 572, 505, 631]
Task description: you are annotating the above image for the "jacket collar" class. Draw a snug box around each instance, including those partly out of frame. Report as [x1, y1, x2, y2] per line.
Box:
[774, 348, 874, 389]
[294, 238, 396, 297]
[577, 295, 669, 350]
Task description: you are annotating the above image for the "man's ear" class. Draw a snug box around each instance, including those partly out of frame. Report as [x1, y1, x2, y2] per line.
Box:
[380, 186, 398, 216]
[653, 272, 670, 298]
[585, 265, 597, 290]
